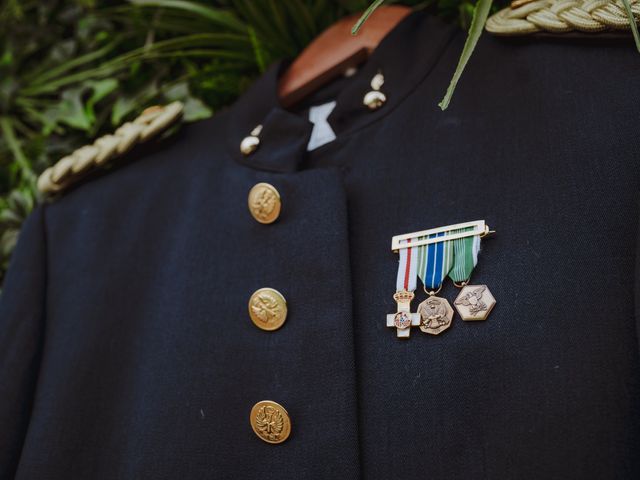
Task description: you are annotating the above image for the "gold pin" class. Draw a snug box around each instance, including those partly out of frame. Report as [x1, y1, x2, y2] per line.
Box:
[240, 125, 263, 156]
[363, 72, 387, 110]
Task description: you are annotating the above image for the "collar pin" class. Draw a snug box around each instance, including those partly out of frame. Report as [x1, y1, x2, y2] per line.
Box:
[240, 124, 263, 156]
[363, 71, 387, 111]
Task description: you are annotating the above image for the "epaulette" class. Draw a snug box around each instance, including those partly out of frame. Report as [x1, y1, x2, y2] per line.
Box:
[486, 0, 640, 35]
[37, 101, 184, 196]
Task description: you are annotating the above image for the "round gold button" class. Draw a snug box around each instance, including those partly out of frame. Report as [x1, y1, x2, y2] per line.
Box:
[248, 182, 281, 224]
[249, 288, 288, 331]
[250, 400, 291, 444]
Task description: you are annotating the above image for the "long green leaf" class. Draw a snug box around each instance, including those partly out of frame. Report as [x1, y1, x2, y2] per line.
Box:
[248, 26, 267, 72]
[288, 0, 318, 40]
[232, 0, 293, 55]
[438, 0, 492, 111]
[351, 0, 385, 35]
[268, 0, 290, 40]
[0, 117, 33, 180]
[129, 0, 247, 33]
[25, 43, 118, 86]
[621, 0, 640, 53]
[21, 34, 255, 95]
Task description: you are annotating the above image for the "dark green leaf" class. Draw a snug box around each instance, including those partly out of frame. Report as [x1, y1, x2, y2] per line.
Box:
[128, 0, 247, 33]
[620, 0, 640, 53]
[438, 0, 493, 110]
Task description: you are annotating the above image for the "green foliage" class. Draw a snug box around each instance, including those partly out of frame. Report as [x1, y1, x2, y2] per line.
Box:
[0, 0, 490, 283]
[353, 0, 496, 110]
[621, 0, 640, 52]
[438, 0, 492, 110]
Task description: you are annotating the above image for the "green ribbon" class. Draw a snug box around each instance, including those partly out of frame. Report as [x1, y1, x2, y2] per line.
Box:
[448, 227, 480, 283]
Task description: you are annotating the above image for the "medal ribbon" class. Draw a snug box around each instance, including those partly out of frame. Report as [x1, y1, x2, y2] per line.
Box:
[396, 238, 418, 292]
[449, 228, 481, 283]
[417, 232, 454, 290]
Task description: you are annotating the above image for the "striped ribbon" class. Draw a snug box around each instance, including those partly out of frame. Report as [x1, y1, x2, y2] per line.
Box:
[396, 228, 481, 291]
[396, 238, 418, 292]
[448, 228, 481, 283]
[417, 232, 454, 290]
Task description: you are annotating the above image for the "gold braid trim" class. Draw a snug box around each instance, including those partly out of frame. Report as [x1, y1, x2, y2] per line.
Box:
[37, 101, 184, 196]
[486, 0, 640, 35]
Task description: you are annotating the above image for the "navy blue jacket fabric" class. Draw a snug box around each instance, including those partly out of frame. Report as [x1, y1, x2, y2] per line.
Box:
[1, 12, 640, 479]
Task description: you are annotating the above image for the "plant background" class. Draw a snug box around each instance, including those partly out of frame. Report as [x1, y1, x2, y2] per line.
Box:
[0, 0, 508, 283]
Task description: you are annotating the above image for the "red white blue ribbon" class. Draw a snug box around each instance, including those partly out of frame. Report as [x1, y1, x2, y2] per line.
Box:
[396, 238, 418, 292]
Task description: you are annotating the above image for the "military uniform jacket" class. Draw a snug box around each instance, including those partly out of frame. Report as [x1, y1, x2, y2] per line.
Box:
[1, 12, 640, 480]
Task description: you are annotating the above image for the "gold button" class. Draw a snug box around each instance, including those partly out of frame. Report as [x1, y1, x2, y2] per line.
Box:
[250, 400, 291, 444]
[249, 288, 288, 331]
[248, 182, 281, 224]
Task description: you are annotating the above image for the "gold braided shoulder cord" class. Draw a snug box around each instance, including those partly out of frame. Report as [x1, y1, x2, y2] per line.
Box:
[37, 101, 184, 195]
[486, 0, 640, 35]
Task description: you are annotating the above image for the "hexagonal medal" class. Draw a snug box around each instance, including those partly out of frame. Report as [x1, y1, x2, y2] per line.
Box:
[454, 285, 496, 321]
[418, 296, 454, 335]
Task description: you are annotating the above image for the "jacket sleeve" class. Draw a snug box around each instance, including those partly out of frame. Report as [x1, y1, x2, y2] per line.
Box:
[0, 207, 47, 478]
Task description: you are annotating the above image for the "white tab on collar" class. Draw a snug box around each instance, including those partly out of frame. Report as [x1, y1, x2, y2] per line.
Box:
[307, 101, 337, 151]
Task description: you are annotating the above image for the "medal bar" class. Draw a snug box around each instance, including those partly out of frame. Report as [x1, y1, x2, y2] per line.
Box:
[391, 220, 493, 252]
[387, 219, 497, 339]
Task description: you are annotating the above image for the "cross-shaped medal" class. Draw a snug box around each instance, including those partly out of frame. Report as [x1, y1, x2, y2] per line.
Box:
[387, 290, 421, 338]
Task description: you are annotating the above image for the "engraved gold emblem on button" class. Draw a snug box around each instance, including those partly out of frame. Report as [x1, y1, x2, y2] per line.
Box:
[250, 400, 291, 444]
[249, 288, 288, 331]
[248, 182, 281, 224]
[240, 125, 262, 156]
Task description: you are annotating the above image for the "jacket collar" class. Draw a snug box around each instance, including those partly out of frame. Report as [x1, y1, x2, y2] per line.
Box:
[226, 11, 457, 173]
